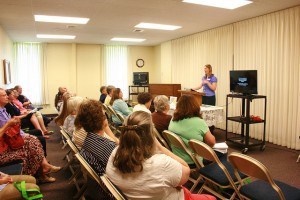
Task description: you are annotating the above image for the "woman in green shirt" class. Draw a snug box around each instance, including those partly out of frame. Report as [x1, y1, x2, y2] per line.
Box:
[168, 94, 215, 165]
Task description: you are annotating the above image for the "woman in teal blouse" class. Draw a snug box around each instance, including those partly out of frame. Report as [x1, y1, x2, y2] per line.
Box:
[110, 88, 132, 125]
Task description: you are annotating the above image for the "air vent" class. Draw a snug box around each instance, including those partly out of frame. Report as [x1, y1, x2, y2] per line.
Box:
[133, 29, 144, 33]
[66, 25, 77, 29]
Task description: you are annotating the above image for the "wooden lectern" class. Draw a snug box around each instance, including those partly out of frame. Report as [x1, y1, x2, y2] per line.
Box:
[178, 90, 205, 106]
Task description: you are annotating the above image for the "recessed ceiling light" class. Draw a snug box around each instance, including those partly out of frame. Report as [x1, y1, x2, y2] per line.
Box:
[182, 0, 252, 9]
[34, 15, 89, 24]
[36, 34, 76, 39]
[134, 23, 181, 31]
[111, 38, 146, 42]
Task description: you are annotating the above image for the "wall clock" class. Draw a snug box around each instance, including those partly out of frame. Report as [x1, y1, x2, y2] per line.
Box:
[136, 59, 144, 68]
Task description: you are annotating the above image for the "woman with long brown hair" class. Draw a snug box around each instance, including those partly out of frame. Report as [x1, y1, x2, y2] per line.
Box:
[109, 88, 132, 125]
[54, 92, 74, 126]
[168, 94, 215, 165]
[106, 111, 215, 200]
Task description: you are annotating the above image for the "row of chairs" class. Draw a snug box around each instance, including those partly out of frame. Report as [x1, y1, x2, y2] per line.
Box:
[59, 126, 126, 200]
[102, 104, 124, 136]
[160, 130, 300, 200]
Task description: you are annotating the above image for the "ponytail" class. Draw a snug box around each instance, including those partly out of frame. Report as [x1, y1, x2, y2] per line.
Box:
[113, 112, 154, 173]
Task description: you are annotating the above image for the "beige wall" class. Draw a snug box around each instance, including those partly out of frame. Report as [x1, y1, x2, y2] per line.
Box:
[128, 46, 158, 84]
[0, 25, 13, 88]
[45, 44, 157, 110]
[76, 44, 102, 99]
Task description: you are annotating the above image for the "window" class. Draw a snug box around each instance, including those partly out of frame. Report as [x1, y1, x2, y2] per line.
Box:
[13, 43, 44, 105]
[104, 45, 128, 99]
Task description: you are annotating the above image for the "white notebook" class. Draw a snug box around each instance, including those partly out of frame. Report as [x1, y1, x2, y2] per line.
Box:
[213, 142, 228, 154]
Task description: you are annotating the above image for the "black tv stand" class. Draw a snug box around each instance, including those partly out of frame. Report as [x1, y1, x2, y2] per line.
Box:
[226, 94, 267, 154]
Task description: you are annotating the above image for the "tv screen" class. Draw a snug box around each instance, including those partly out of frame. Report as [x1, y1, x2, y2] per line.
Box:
[133, 72, 149, 85]
[230, 70, 257, 94]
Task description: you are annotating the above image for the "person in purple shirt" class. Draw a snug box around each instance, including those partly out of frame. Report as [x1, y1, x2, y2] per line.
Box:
[0, 88, 61, 183]
[194, 64, 217, 106]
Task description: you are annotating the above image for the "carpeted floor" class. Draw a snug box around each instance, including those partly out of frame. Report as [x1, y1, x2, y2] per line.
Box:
[40, 122, 300, 199]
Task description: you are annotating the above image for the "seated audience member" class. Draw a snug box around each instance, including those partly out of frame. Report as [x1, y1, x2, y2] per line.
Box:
[110, 88, 132, 125]
[0, 88, 61, 183]
[133, 92, 152, 114]
[151, 95, 172, 133]
[5, 89, 47, 154]
[76, 99, 116, 199]
[55, 92, 74, 126]
[12, 89, 52, 134]
[73, 114, 119, 150]
[13, 85, 33, 109]
[0, 172, 40, 199]
[63, 96, 84, 135]
[104, 85, 115, 106]
[54, 86, 67, 111]
[14, 85, 52, 126]
[168, 94, 215, 165]
[106, 111, 215, 200]
[99, 86, 107, 103]
[5, 89, 50, 138]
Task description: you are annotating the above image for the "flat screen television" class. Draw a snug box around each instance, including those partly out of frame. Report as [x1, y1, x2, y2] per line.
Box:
[133, 72, 149, 85]
[230, 70, 257, 95]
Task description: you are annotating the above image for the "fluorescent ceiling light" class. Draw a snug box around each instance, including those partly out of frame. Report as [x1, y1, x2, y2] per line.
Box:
[135, 23, 181, 30]
[111, 38, 146, 42]
[36, 34, 76, 39]
[182, 0, 252, 9]
[34, 15, 89, 24]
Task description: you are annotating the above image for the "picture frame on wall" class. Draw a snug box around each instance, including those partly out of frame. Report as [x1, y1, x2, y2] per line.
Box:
[3, 59, 11, 84]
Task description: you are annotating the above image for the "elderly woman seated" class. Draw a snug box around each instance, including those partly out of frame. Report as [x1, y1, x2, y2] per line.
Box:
[151, 95, 172, 134]
[63, 96, 84, 135]
[0, 88, 60, 183]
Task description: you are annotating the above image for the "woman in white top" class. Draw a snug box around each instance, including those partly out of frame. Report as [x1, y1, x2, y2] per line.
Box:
[106, 111, 215, 200]
[133, 92, 152, 114]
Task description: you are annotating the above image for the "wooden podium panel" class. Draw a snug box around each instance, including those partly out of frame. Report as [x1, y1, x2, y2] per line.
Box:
[178, 90, 205, 106]
[149, 84, 181, 98]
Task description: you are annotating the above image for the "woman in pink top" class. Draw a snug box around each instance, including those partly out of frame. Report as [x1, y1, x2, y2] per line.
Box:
[11, 89, 52, 136]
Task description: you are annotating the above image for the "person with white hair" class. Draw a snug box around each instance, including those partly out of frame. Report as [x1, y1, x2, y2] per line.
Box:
[151, 95, 172, 133]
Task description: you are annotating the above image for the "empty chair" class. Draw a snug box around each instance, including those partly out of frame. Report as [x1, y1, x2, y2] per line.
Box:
[228, 152, 300, 200]
[189, 139, 246, 199]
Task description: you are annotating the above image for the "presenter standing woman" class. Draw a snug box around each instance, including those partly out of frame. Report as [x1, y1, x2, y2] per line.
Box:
[194, 64, 217, 106]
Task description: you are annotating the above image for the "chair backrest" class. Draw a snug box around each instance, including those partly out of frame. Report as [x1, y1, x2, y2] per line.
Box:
[188, 139, 218, 162]
[100, 174, 127, 200]
[116, 112, 125, 124]
[66, 139, 79, 154]
[60, 129, 71, 141]
[74, 153, 103, 186]
[162, 130, 200, 168]
[102, 103, 109, 112]
[228, 152, 285, 200]
[189, 139, 242, 199]
[107, 105, 118, 117]
[153, 127, 170, 150]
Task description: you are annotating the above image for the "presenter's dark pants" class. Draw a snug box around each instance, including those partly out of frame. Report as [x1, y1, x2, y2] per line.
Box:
[202, 95, 216, 106]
